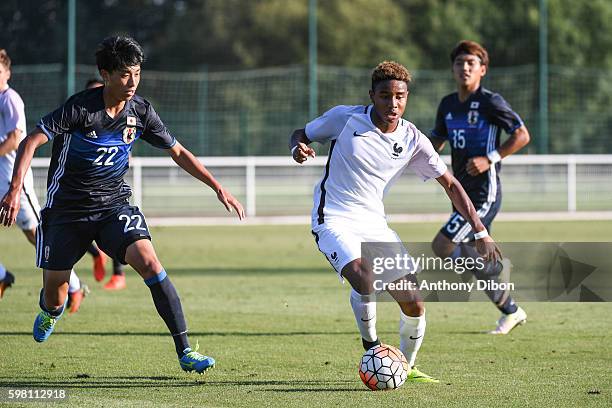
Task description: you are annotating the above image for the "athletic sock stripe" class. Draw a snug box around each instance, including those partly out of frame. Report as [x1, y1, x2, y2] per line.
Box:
[316, 140, 336, 225]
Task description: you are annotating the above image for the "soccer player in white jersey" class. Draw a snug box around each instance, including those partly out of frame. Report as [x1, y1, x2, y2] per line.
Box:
[290, 61, 501, 382]
[0, 49, 87, 311]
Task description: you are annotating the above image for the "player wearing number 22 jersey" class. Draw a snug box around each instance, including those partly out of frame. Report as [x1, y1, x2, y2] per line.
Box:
[0, 36, 244, 373]
[36, 85, 171, 268]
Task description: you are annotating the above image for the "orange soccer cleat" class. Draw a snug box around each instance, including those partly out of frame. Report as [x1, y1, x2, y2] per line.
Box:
[104, 274, 126, 291]
[93, 252, 107, 282]
[0, 271, 15, 299]
[68, 284, 89, 314]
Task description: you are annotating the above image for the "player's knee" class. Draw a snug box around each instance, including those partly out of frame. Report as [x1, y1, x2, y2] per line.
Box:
[432, 233, 454, 258]
[140, 257, 163, 278]
[400, 300, 424, 317]
[343, 261, 374, 295]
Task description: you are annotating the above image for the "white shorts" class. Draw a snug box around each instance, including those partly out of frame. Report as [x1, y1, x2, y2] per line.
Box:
[1, 176, 41, 231]
[311, 222, 416, 283]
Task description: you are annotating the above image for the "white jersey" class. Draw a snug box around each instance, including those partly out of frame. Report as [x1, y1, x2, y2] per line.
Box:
[306, 105, 447, 229]
[0, 86, 28, 183]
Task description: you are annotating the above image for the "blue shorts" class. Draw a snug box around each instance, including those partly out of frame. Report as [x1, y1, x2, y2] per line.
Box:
[440, 192, 502, 243]
[36, 205, 151, 270]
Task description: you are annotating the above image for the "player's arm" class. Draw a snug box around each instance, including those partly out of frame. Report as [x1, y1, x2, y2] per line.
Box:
[0, 129, 48, 226]
[166, 141, 245, 219]
[466, 125, 530, 176]
[289, 128, 316, 164]
[0, 129, 21, 156]
[436, 170, 501, 261]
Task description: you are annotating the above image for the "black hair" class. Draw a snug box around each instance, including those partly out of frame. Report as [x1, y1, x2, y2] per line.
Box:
[85, 77, 103, 89]
[95, 36, 144, 73]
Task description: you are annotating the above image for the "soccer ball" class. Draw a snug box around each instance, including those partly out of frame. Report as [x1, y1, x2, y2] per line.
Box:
[359, 344, 409, 391]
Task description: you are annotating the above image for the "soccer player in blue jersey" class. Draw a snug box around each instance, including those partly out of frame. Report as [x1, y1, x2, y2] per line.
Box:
[0, 36, 244, 373]
[84, 77, 128, 291]
[430, 40, 530, 334]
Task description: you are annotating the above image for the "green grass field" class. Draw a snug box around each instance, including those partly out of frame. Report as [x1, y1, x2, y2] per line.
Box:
[0, 221, 611, 407]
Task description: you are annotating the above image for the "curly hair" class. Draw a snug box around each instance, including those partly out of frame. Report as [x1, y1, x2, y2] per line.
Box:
[371, 61, 412, 91]
[0, 49, 11, 70]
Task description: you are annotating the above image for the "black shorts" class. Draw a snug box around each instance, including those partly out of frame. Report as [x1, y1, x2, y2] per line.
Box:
[36, 205, 151, 270]
[440, 192, 502, 243]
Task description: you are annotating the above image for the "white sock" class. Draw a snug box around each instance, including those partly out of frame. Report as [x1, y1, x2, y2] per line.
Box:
[68, 270, 80, 294]
[349, 289, 377, 342]
[0, 263, 6, 281]
[399, 310, 426, 367]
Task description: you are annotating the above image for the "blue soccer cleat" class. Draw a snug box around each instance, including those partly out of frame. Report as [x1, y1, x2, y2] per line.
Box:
[179, 342, 215, 374]
[33, 310, 62, 343]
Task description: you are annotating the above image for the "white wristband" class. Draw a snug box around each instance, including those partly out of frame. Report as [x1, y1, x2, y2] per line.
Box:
[474, 229, 489, 240]
[487, 150, 502, 164]
[291, 145, 298, 156]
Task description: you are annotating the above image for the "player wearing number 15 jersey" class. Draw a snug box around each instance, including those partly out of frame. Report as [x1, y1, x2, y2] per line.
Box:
[430, 40, 530, 334]
[0, 36, 245, 373]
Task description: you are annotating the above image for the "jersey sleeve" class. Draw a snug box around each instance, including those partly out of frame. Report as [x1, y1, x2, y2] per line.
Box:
[305, 105, 360, 144]
[407, 129, 448, 181]
[2, 90, 26, 136]
[430, 101, 448, 140]
[140, 104, 177, 149]
[37, 97, 82, 141]
[489, 93, 524, 134]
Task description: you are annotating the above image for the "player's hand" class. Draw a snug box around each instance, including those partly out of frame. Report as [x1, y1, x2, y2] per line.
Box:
[475, 236, 502, 263]
[466, 156, 490, 176]
[216, 187, 246, 220]
[0, 188, 21, 227]
[292, 142, 316, 164]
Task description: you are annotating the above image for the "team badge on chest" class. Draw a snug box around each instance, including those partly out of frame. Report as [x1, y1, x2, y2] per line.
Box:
[123, 115, 137, 143]
[467, 110, 479, 125]
[123, 126, 136, 144]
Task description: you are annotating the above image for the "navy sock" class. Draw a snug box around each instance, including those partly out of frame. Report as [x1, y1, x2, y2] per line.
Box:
[113, 259, 125, 276]
[362, 338, 381, 351]
[39, 289, 65, 317]
[87, 243, 100, 257]
[145, 270, 190, 357]
[460, 244, 518, 314]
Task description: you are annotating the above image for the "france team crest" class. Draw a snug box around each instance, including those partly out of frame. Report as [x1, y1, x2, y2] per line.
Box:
[123, 127, 136, 144]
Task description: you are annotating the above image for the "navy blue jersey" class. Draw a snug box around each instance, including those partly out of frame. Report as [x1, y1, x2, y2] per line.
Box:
[431, 86, 523, 203]
[38, 87, 176, 214]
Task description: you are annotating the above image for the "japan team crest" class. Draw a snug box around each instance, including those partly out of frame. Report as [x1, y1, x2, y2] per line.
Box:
[467, 110, 479, 125]
[123, 126, 136, 144]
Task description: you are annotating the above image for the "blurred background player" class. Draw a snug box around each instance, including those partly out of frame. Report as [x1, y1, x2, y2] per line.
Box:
[430, 40, 531, 334]
[83, 77, 127, 290]
[0, 48, 87, 312]
[0, 36, 244, 373]
[290, 61, 501, 383]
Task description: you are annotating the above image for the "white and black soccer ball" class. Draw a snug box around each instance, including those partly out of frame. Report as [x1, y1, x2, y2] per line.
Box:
[359, 344, 409, 391]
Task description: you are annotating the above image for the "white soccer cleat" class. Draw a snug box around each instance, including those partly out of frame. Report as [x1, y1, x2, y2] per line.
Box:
[489, 306, 527, 335]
